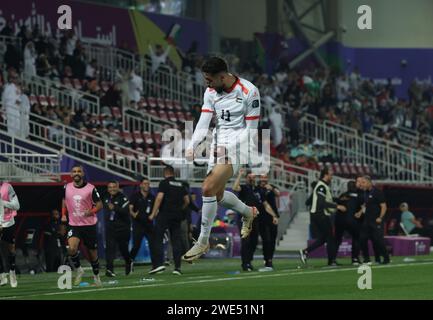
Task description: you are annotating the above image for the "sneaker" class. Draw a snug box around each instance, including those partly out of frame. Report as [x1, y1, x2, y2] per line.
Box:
[9, 270, 17, 288]
[105, 270, 116, 278]
[182, 241, 210, 262]
[172, 269, 182, 275]
[0, 273, 8, 286]
[164, 260, 171, 266]
[241, 207, 258, 239]
[74, 267, 85, 286]
[258, 266, 274, 272]
[352, 258, 360, 266]
[148, 265, 166, 275]
[299, 249, 307, 265]
[242, 264, 253, 272]
[93, 274, 102, 287]
[125, 261, 133, 276]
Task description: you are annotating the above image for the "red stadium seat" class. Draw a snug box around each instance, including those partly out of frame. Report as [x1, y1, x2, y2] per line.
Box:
[122, 132, 133, 144]
[355, 163, 365, 176]
[133, 131, 143, 144]
[176, 111, 186, 123]
[29, 94, 38, 106]
[173, 100, 182, 111]
[185, 112, 193, 121]
[111, 107, 122, 120]
[143, 132, 154, 145]
[165, 99, 174, 110]
[168, 111, 177, 122]
[332, 162, 343, 176]
[149, 109, 158, 118]
[73, 79, 82, 90]
[347, 163, 358, 176]
[363, 164, 372, 176]
[48, 96, 58, 107]
[148, 97, 157, 108]
[38, 95, 49, 107]
[62, 77, 72, 88]
[157, 98, 165, 109]
[340, 163, 350, 176]
[159, 111, 168, 121]
[153, 133, 162, 145]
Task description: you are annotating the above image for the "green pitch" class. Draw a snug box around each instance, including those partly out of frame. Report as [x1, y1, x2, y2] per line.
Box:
[1, 255, 432, 300]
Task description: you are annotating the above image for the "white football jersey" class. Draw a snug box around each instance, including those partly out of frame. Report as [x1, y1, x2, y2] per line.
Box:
[201, 77, 261, 130]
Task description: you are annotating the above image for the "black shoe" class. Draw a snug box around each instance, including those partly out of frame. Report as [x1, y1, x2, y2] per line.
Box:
[242, 264, 253, 272]
[327, 261, 340, 267]
[125, 261, 133, 275]
[381, 259, 391, 265]
[164, 260, 171, 266]
[105, 270, 116, 277]
[148, 265, 166, 275]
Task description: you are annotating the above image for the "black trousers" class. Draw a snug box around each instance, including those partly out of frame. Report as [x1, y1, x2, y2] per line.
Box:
[359, 222, 390, 262]
[258, 219, 278, 265]
[306, 213, 336, 264]
[335, 216, 361, 261]
[44, 239, 62, 272]
[241, 219, 259, 267]
[154, 214, 182, 270]
[105, 225, 131, 272]
[130, 221, 157, 268]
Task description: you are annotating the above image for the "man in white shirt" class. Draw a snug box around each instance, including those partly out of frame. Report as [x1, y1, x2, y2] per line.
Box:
[128, 70, 143, 105]
[182, 57, 262, 262]
[149, 44, 171, 74]
[1, 74, 21, 137]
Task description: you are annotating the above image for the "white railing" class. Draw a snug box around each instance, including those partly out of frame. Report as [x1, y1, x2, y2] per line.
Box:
[26, 76, 100, 115]
[81, 43, 204, 106]
[0, 112, 148, 180]
[297, 115, 433, 183]
[0, 132, 61, 181]
[122, 108, 177, 133]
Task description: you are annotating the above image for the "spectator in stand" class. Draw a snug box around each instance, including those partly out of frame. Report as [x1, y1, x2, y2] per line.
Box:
[268, 106, 283, 149]
[23, 41, 36, 79]
[85, 59, 99, 81]
[128, 69, 143, 106]
[149, 43, 171, 74]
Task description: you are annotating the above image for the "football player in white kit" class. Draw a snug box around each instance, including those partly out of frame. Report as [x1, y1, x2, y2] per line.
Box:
[182, 57, 262, 262]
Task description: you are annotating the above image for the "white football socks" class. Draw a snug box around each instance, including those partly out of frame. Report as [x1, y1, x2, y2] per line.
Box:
[198, 196, 218, 245]
[218, 191, 252, 218]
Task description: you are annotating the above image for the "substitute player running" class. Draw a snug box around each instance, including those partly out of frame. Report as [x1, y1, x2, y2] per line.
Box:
[183, 57, 261, 262]
[61, 165, 103, 286]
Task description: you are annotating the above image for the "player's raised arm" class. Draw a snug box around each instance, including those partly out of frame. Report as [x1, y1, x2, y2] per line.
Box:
[186, 90, 214, 159]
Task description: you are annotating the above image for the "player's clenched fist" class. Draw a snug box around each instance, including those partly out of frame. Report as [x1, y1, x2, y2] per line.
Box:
[185, 148, 194, 161]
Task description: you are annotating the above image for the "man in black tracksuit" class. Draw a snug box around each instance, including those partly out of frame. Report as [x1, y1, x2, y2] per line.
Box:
[299, 167, 345, 266]
[102, 181, 132, 277]
[355, 176, 390, 264]
[148, 166, 189, 275]
[335, 180, 362, 265]
[233, 169, 261, 271]
[129, 177, 156, 268]
[257, 175, 279, 271]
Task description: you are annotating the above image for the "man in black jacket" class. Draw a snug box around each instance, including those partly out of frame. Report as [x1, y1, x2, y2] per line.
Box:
[102, 181, 133, 277]
[299, 167, 345, 266]
[335, 180, 362, 265]
[129, 178, 156, 269]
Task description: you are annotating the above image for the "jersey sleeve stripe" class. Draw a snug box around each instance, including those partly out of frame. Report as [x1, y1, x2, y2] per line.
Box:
[246, 116, 260, 120]
[201, 109, 213, 113]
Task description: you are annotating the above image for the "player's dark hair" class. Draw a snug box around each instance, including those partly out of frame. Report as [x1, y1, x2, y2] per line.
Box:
[71, 164, 84, 172]
[319, 166, 330, 179]
[108, 180, 119, 185]
[141, 177, 149, 183]
[347, 180, 357, 192]
[164, 165, 175, 175]
[201, 57, 228, 75]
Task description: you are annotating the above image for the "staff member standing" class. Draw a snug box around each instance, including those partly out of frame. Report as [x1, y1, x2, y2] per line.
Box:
[233, 169, 261, 272]
[129, 178, 156, 269]
[257, 175, 279, 272]
[149, 166, 189, 275]
[102, 181, 133, 277]
[335, 180, 362, 265]
[355, 176, 390, 264]
[299, 167, 345, 266]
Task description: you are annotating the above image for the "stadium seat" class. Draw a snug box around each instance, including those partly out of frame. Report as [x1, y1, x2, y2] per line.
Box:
[185, 112, 194, 121]
[133, 131, 143, 144]
[153, 133, 162, 145]
[111, 107, 122, 120]
[48, 96, 58, 107]
[149, 109, 158, 118]
[122, 132, 133, 144]
[157, 98, 165, 109]
[168, 111, 177, 122]
[62, 77, 72, 88]
[332, 162, 343, 176]
[165, 99, 174, 110]
[29, 94, 38, 106]
[148, 97, 157, 109]
[143, 132, 154, 145]
[73, 78, 82, 90]
[340, 163, 350, 176]
[159, 111, 168, 121]
[38, 95, 49, 107]
[173, 100, 182, 111]
[176, 111, 186, 123]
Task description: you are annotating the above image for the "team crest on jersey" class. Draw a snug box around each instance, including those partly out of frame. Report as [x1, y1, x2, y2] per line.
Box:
[252, 100, 259, 108]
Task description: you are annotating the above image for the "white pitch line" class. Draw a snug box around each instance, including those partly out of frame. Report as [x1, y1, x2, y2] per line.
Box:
[2, 260, 433, 300]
